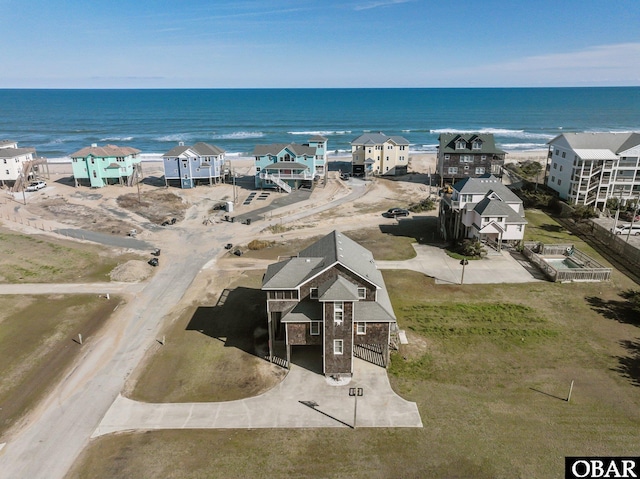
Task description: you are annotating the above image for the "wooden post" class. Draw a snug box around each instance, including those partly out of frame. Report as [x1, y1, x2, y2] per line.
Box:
[567, 380, 574, 402]
[78, 333, 82, 345]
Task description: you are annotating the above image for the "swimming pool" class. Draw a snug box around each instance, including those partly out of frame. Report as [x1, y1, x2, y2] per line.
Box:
[543, 257, 583, 269]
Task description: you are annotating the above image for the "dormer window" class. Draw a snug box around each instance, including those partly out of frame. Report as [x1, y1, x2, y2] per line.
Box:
[456, 140, 467, 150]
[472, 140, 483, 150]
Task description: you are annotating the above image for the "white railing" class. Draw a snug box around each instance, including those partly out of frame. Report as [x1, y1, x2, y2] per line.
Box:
[263, 173, 292, 193]
[260, 171, 314, 181]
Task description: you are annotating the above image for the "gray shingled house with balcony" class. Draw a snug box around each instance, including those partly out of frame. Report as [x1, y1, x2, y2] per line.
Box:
[262, 230, 397, 376]
[437, 133, 506, 186]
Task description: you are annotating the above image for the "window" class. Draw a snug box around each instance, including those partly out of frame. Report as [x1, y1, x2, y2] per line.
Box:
[357, 287, 366, 299]
[333, 339, 343, 355]
[256, 167, 261, 172]
[334, 301, 343, 324]
[475, 167, 485, 175]
[5, 170, 8, 175]
[2, 159, 5, 164]
[559, 165, 563, 172]
[444, 154, 450, 160]
[562, 152, 566, 158]
[456, 140, 467, 150]
[557, 179, 562, 186]
[553, 163, 557, 169]
[481, 155, 487, 161]
[555, 149, 559, 155]
[310, 287, 318, 299]
[551, 176, 555, 182]
[448, 167, 458, 174]
[472, 140, 482, 150]
[356, 322, 366, 335]
[516, 224, 523, 232]
[460, 155, 474, 163]
[310, 321, 320, 335]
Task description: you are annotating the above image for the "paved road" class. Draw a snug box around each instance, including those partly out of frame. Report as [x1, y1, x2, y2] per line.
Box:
[0, 282, 146, 295]
[55, 228, 153, 250]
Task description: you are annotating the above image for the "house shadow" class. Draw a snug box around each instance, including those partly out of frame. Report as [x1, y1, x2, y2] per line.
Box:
[141, 175, 165, 187]
[54, 176, 75, 186]
[379, 216, 441, 244]
[613, 339, 640, 387]
[507, 250, 549, 281]
[290, 345, 323, 374]
[186, 286, 269, 358]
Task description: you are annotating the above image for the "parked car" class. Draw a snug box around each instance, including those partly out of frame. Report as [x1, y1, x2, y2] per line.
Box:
[340, 173, 351, 181]
[25, 181, 46, 191]
[382, 208, 410, 218]
[620, 211, 640, 222]
[161, 217, 177, 226]
[148, 258, 159, 267]
[611, 224, 640, 236]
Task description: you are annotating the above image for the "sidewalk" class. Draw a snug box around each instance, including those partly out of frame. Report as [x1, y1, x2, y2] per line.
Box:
[93, 356, 422, 437]
[377, 243, 544, 285]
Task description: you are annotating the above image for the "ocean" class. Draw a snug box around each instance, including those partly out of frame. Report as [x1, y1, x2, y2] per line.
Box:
[1, 87, 639, 161]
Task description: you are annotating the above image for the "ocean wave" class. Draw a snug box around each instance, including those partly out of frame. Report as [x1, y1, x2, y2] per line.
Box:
[212, 131, 265, 140]
[100, 136, 134, 142]
[430, 128, 554, 140]
[500, 143, 548, 151]
[155, 133, 197, 143]
[287, 130, 352, 136]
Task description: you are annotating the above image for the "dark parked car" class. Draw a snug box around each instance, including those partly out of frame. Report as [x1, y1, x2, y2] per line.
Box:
[148, 258, 159, 267]
[382, 208, 410, 218]
[161, 217, 177, 226]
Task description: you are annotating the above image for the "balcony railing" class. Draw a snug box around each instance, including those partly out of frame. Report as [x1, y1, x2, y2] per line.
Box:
[259, 170, 315, 181]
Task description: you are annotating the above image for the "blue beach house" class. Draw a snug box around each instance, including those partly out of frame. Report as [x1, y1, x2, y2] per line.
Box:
[253, 136, 327, 192]
[70, 144, 141, 188]
[162, 142, 227, 189]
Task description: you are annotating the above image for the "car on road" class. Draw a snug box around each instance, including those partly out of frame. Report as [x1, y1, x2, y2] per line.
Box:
[382, 208, 410, 218]
[340, 173, 351, 181]
[25, 181, 46, 192]
[611, 224, 640, 235]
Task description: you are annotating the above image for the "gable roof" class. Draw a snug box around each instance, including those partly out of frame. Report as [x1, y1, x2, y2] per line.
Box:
[308, 135, 328, 142]
[473, 197, 527, 223]
[318, 276, 360, 301]
[548, 132, 640, 154]
[253, 143, 317, 157]
[0, 146, 36, 158]
[351, 132, 409, 146]
[453, 175, 521, 203]
[438, 133, 506, 155]
[163, 142, 225, 157]
[70, 144, 140, 158]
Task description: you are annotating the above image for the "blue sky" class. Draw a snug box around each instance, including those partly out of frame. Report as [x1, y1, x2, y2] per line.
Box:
[1, 0, 639, 88]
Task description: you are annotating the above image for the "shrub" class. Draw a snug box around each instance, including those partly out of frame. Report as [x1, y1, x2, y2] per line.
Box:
[408, 198, 436, 213]
[247, 239, 275, 250]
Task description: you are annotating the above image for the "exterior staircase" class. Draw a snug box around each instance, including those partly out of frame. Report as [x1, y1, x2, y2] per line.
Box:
[11, 161, 33, 192]
[265, 173, 292, 193]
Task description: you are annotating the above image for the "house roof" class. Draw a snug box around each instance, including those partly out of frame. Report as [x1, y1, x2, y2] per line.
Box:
[572, 149, 618, 160]
[0, 147, 36, 158]
[308, 135, 328, 142]
[281, 302, 322, 323]
[163, 142, 225, 157]
[253, 143, 317, 157]
[438, 133, 506, 155]
[453, 175, 521, 203]
[318, 276, 360, 301]
[70, 144, 140, 158]
[264, 162, 309, 171]
[548, 132, 640, 154]
[263, 231, 396, 320]
[473, 197, 527, 223]
[351, 132, 409, 146]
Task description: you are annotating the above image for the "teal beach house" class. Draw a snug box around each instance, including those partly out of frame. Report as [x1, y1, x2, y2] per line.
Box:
[70, 144, 142, 188]
[253, 135, 327, 192]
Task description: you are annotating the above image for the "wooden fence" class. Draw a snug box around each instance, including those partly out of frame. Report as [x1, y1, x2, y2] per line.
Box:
[523, 242, 611, 282]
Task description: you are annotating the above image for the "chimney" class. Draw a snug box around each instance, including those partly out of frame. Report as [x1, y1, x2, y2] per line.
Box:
[179, 141, 185, 146]
[91, 143, 97, 148]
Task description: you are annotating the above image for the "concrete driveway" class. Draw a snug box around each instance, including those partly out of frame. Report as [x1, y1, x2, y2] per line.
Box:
[93, 353, 422, 437]
[377, 243, 545, 285]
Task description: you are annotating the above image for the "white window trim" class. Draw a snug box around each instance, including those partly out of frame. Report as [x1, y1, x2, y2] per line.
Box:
[357, 287, 366, 299]
[310, 287, 318, 299]
[356, 322, 366, 335]
[333, 339, 343, 355]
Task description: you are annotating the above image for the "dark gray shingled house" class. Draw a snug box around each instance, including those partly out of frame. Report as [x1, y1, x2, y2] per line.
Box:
[262, 231, 397, 377]
[437, 133, 506, 186]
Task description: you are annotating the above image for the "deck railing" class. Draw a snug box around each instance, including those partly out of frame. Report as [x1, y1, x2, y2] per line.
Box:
[522, 242, 611, 282]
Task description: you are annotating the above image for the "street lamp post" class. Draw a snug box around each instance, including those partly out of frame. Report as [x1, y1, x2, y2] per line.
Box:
[349, 387, 363, 428]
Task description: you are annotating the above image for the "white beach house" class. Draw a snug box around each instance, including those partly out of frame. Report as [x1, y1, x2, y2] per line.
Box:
[0, 140, 47, 191]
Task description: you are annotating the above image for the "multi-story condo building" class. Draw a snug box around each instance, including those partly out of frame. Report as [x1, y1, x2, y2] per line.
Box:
[439, 175, 527, 251]
[0, 140, 47, 191]
[437, 133, 505, 186]
[163, 142, 227, 188]
[254, 136, 327, 192]
[70, 144, 141, 188]
[350, 132, 409, 176]
[546, 132, 640, 210]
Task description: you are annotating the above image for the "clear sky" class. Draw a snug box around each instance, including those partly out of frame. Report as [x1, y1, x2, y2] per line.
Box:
[1, 0, 639, 88]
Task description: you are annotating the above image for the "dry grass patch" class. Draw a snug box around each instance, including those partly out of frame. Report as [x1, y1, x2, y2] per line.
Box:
[0, 228, 127, 283]
[128, 270, 285, 403]
[0, 295, 120, 437]
[117, 190, 187, 224]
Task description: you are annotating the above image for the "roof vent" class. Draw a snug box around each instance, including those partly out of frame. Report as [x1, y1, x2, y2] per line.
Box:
[179, 141, 185, 146]
[91, 143, 97, 148]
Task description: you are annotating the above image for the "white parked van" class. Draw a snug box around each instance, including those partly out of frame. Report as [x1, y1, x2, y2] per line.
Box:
[611, 224, 640, 235]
